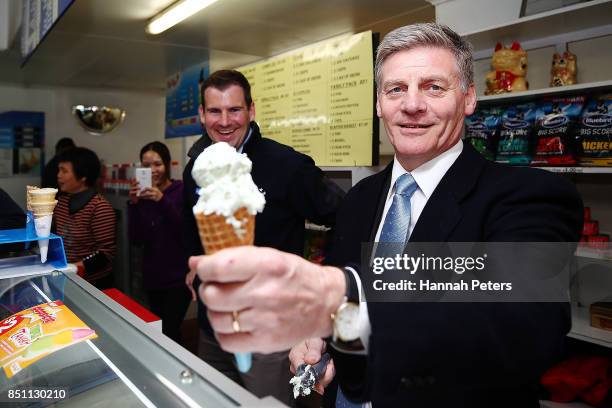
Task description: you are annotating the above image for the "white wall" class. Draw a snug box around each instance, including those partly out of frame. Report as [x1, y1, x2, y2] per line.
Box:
[0, 83, 189, 209]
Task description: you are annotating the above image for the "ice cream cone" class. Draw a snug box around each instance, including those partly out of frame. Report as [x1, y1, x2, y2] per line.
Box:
[26, 185, 39, 211]
[30, 188, 58, 204]
[30, 200, 57, 264]
[195, 207, 255, 254]
[191, 142, 265, 374]
[31, 200, 58, 216]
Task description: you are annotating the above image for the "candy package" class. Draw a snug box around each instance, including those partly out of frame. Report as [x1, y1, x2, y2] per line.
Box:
[496, 103, 537, 165]
[531, 96, 585, 166]
[464, 107, 502, 161]
[577, 95, 612, 166]
[0, 301, 97, 378]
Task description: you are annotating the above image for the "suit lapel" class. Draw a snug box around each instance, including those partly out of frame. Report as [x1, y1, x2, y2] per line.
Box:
[367, 163, 393, 242]
[410, 143, 486, 242]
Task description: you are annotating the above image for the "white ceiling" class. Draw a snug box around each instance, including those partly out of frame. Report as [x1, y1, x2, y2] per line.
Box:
[0, 0, 434, 91]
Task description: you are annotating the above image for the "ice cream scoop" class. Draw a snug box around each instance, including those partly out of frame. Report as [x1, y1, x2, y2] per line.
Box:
[290, 353, 331, 399]
[191, 141, 265, 235]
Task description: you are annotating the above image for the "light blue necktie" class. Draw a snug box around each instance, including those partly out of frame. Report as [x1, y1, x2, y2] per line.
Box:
[380, 173, 418, 244]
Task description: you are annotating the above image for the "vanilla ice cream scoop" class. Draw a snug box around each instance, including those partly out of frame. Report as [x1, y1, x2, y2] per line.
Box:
[191, 142, 265, 233]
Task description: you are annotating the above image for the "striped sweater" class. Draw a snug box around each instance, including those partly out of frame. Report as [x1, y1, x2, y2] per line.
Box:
[54, 191, 116, 283]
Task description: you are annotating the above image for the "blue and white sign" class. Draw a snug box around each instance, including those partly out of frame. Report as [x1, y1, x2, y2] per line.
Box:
[165, 63, 209, 138]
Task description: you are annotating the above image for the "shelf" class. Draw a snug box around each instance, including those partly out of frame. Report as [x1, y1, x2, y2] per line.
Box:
[575, 246, 612, 260]
[537, 166, 612, 174]
[463, 0, 612, 54]
[540, 400, 592, 408]
[477, 79, 612, 104]
[568, 304, 612, 349]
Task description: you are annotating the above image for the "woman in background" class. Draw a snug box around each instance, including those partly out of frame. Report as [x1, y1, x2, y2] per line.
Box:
[128, 141, 189, 344]
[54, 147, 116, 288]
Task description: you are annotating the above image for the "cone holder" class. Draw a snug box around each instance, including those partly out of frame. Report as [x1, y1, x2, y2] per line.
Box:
[0, 228, 67, 271]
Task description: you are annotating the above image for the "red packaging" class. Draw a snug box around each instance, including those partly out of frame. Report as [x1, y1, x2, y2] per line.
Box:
[588, 234, 609, 250]
[583, 220, 599, 236]
[584, 207, 591, 221]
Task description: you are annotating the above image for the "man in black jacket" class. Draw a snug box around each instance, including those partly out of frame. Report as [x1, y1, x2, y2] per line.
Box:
[188, 24, 583, 408]
[183, 70, 344, 405]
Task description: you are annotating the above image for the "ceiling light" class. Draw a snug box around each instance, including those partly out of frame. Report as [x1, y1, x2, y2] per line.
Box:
[146, 0, 218, 35]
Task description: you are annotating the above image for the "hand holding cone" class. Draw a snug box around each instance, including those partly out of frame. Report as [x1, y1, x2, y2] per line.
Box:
[191, 142, 266, 373]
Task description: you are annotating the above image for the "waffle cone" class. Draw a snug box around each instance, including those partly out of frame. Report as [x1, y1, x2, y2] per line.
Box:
[195, 207, 255, 254]
[26, 185, 39, 211]
[31, 200, 58, 216]
[30, 188, 58, 204]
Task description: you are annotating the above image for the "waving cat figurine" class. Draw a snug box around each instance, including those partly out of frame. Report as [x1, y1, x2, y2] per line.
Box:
[485, 42, 529, 95]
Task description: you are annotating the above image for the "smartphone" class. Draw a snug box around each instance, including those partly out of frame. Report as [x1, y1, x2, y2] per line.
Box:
[135, 168, 152, 194]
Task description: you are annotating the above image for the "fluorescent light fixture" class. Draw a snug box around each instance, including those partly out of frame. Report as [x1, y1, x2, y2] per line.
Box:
[146, 0, 218, 35]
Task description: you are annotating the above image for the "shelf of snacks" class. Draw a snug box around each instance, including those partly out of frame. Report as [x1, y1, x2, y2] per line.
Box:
[477, 79, 612, 105]
[462, 0, 612, 55]
[575, 245, 612, 261]
[465, 92, 612, 169]
[568, 304, 612, 349]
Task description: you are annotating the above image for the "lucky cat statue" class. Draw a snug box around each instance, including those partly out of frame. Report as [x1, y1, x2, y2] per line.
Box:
[550, 51, 577, 87]
[485, 42, 529, 95]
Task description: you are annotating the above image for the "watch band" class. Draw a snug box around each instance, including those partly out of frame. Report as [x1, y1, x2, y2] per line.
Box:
[330, 266, 365, 352]
[342, 266, 360, 303]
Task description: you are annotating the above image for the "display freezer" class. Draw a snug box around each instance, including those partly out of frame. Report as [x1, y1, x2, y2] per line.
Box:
[0, 256, 283, 407]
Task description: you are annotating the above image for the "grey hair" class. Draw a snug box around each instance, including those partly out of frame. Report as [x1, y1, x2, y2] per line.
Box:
[375, 23, 474, 92]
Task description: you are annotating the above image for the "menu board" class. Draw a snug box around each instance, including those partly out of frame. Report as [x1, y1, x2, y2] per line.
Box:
[237, 31, 377, 166]
[21, 0, 74, 62]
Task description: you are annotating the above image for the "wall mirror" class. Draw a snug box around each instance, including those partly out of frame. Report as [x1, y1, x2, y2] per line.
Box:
[72, 105, 126, 135]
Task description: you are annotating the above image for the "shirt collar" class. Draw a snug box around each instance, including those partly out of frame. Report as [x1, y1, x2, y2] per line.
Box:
[389, 140, 463, 200]
[237, 126, 254, 153]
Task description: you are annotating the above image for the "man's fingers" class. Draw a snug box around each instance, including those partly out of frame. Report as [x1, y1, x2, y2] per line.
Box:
[289, 343, 307, 374]
[207, 308, 256, 334]
[319, 359, 335, 389]
[191, 247, 265, 284]
[188, 285, 196, 302]
[198, 282, 251, 312]
[304, 348, 322, 365]
[188, 256, 200, 273]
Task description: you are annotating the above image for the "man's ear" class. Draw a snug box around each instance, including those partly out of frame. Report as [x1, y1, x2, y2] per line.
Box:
[199, 104, 205, 125]
[376, 98, 382, 118]
[464, 84, 477, 116]
[248, 102, 256, 122]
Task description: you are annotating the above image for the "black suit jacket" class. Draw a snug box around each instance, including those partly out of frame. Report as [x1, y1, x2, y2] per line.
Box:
[327, 143, 583, 408]
[183, 122, 345, 333]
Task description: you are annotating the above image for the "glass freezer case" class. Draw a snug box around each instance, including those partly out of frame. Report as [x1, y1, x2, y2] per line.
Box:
[0, 256, 283, 407]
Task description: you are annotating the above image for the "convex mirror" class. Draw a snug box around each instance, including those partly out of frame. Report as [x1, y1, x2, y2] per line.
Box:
[72, 105, 126, 135]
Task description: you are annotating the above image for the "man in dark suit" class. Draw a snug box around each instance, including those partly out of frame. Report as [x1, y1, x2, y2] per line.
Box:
[189, 24, 583, 407]
[183, 70, 344, 406]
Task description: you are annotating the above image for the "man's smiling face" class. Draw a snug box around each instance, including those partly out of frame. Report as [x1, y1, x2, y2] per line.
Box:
[376, 46, 476, 171]
[200, 84, 255, 148]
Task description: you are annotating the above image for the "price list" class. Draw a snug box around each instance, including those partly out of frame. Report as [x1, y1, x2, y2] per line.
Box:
[238, 31, 374, 166]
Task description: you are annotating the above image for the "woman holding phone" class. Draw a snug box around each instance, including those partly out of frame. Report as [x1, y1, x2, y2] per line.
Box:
[128, 141, 189, 344]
